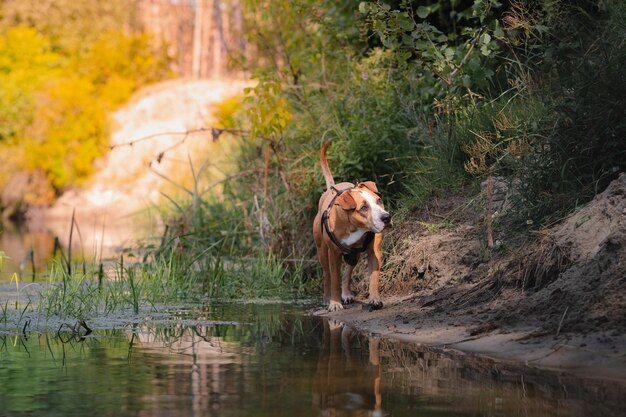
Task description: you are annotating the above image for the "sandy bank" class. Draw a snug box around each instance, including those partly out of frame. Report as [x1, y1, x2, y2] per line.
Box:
[320, 173, 626, 381]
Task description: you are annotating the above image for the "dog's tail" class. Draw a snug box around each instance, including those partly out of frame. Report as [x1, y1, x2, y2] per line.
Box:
[320, 141, 335, 189]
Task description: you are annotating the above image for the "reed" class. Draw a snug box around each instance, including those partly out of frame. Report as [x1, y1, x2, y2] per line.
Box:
[1, 301, 7, 327]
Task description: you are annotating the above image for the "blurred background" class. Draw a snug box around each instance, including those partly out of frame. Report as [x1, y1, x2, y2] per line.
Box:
[0, 0, 252, 278]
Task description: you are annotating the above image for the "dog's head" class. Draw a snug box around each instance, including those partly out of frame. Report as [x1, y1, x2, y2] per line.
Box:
[335, 181, 392, 233]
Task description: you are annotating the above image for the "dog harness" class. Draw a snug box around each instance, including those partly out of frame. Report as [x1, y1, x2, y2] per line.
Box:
[321, 185, 375, 266]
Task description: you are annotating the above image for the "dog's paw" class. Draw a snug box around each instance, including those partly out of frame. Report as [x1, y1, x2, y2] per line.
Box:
[327, 300, 344, 312]
[328, 319, 343, 330]
[367, 298, 383, 310]
[341, 294, 355, 305]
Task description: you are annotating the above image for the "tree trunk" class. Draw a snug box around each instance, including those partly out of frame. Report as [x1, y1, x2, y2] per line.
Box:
[212, 0, 225, 78]
[192, 0, 204, 78]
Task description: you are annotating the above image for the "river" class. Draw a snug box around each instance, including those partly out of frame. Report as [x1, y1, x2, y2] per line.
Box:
[0, 303, 623, 417]
[0, 214, 160, 282]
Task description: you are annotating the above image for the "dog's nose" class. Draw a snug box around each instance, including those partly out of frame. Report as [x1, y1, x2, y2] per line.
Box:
[381, 213, 392, 225]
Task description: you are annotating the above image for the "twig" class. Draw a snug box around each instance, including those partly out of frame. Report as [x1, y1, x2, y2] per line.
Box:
[198, 169, 257, 198]
[79, 320, 93, 336]
[53, 237, 69, 269]
[111, 127, 270, 151]
[113, 126, 278, 168]
[29, 249, 35, 282]
[67, 209, 75, 275]
[18, 248, 34, 281]
[527, 340, 566, 362]
[22, 319, 30, 339]
[486, 175, 494, 249]
[556, 306, 569, 337]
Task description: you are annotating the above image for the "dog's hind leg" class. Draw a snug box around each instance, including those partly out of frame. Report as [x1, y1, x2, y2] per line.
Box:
[316, 242, 331, 305]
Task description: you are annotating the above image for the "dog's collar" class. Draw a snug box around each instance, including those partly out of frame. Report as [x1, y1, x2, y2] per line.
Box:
[321, 185, 375, 266]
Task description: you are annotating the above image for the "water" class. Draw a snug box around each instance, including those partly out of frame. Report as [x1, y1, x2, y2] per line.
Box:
[0, 216, 161, 282]
[0, 304, 623, 417]
[0, 223, 55, 282]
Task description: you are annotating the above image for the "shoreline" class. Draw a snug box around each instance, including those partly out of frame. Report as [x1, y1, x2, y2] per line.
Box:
[320, 297, 626, 382]
[314, 173, 626, 383]
[3, 278, 624, 383]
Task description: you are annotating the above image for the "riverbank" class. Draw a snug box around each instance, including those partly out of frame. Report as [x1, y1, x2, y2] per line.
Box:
[322, 297, 625, 381]
[321, 173, 626, 381]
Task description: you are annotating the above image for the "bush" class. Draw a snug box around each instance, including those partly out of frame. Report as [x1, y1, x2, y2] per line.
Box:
[511, 1, 626, 223]
[155, 0, 626, 297]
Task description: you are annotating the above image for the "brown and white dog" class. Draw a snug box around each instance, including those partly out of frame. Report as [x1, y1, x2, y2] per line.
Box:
[313, 142, 392, 312]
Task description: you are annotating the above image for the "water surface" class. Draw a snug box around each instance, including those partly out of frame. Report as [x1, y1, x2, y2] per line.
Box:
[0, 304, 623, 417]
[0, 215, 160, 282]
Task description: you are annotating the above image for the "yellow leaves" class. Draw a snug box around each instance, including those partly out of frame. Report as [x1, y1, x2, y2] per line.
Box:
[212, 94, 245, 129]
[80, 30, 170, 109]
[507, 137, 531, 157]
[83, 31, 168, 85]
[0, 27, 62, 72]
[0, 25, 169, 194]
[98, 75, 137, 108]
[463, 123, 533, 176]
[22, 76, 108, 189]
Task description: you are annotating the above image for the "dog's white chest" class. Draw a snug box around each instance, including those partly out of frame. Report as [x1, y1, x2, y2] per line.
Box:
[341, 229, 368, 246]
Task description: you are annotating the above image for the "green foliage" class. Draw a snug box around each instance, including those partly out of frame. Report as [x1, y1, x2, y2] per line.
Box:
[357, 0, 626, 227]
[162, 0, 487, 269]
[148, 156, 313, 300]
[510, 1, 626, 223]
[360, 0, 503, 92]
[138, 0, 626, 301]
[244, 74, 292, 140]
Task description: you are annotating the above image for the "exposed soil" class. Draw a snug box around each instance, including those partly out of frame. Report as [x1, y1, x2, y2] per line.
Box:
[322, 173, 626, 380]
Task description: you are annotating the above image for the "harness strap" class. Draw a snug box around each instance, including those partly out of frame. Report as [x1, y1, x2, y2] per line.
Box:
[321, 186, 375, 266]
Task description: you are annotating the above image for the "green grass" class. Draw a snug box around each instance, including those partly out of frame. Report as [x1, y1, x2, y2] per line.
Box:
[27, 244, 313, 322]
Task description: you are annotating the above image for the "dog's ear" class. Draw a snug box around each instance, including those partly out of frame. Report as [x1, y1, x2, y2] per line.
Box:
[336, 191, 356, 210]
[357, 181, 379, 195]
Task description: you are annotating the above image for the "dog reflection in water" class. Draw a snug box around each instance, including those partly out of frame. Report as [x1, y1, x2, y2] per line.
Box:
[312, 320, 385, 417]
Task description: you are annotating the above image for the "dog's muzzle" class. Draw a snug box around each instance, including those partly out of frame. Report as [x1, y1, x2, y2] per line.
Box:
[381, 212, 392, 228]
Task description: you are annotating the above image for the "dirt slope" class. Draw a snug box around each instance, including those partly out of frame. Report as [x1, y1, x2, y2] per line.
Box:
[324, 174, 626, 379]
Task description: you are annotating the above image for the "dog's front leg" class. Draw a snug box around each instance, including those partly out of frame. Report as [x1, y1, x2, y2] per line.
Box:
[328, 249, 344, 311]
[341, 256, 358, 304]
[369, 337, 382, 411]
[366, 235, 384, 309]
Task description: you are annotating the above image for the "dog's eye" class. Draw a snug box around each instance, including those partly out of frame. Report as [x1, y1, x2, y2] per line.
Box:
[376, 198, 383, 206]
[359, 204, 369, 213]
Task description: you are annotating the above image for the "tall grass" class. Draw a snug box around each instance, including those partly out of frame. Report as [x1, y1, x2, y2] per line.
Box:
[0, 140, 309, 323]
[31, 240, 312, 322]
[460, 1, 626, 226]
